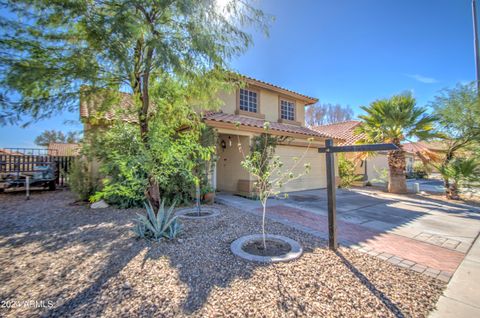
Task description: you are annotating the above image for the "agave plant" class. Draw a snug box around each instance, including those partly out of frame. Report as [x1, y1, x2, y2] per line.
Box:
[133, 199, 182, 241]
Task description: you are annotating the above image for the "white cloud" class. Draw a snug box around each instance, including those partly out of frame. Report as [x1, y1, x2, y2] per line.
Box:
[405, 74, 439, 84]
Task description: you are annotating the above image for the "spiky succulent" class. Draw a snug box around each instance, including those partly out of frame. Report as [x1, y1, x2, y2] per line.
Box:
[133, 200, 182, 241]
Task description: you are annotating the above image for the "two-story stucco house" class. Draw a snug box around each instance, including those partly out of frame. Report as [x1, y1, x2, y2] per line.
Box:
[80, 75, 342, 196]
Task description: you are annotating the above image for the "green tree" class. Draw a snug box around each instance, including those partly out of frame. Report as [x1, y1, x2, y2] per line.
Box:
[88, 76, 218, 208]
[429, 82, 480, 198]
[34, 130, 80, 146]
[355, 93, 438, 193]
[0, 0, 269, 210]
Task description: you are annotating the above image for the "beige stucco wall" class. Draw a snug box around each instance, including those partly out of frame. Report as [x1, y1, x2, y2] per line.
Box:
[405, 153, 414, 174]
[216, 134, 251, 193]
[366, 153, 389, 181]
[216, 87, 306, 126]
[217, 90, 236, 114]
[260, 89, 279, 122]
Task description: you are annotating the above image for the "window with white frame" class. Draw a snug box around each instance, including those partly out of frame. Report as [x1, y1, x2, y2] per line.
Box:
[280, 99, 295, 121]
[239, 88, 258, 113]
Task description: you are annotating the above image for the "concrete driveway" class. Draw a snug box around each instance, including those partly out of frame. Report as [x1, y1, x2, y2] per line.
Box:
[284, 188, 480, 253]
[217, 187, 480, 280]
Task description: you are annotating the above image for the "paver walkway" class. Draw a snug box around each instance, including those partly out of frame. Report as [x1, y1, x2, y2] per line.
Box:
[430, 234, 480, 317]
[258, 204, 464, 273]
[216, 188, 480, 282]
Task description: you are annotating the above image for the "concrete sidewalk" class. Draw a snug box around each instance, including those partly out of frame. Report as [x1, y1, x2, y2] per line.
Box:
[430, 234, 480, 317]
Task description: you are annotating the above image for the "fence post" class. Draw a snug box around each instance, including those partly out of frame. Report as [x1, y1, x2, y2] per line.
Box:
[26, 175, 30, 200]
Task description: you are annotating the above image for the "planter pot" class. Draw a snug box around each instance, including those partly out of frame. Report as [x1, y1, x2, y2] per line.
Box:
[230, 234, 303, 263]
[203, 192, 215, 204]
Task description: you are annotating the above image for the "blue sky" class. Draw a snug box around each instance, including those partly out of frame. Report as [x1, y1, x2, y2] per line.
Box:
[0, 0, 476, 148]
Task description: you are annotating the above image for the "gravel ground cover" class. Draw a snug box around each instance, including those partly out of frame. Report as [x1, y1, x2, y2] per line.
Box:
[0, 190, 444, 317]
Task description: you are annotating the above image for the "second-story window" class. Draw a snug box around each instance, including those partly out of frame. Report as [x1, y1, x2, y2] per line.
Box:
[239, 88, 258, 113]
[280, 99, 295, 121]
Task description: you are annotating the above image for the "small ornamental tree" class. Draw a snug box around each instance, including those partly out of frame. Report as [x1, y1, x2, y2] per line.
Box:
[238, 122, 312, 249]
[429, 82, 480, 199]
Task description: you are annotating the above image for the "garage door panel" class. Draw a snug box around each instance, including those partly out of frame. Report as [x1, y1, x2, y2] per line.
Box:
[274, 146, 326, 192]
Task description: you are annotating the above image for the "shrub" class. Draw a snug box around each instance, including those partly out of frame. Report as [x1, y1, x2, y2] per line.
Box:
[133, 200, 182, 241]
[86, 78, 218, 208]
[338, 154, 362, 188]
[438, 157, 480, 200]
[68, 157, 100, 201]
[413, 161, 430, 179]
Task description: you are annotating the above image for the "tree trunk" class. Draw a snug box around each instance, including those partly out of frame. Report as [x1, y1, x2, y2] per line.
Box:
[145, 177, 161, 211]
[261, 199, 267, 250]
[131, 38, 160, 211]
[140, 47, 160, 211]
[442, 150, 454, 200]
[387, 140, 407, 194]
[446, 181, 460, 200]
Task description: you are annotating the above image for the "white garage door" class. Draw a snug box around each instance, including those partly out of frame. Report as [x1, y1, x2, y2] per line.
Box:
[274, 145, 327, 192]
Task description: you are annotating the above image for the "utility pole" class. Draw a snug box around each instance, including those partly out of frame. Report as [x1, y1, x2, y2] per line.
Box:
[473, 0, 480, 91]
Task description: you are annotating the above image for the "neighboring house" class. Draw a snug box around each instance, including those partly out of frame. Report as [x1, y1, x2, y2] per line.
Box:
[403, 141, 449, 172]
[0, 148, 23, 156]
[47, 143, 81, 157]
[80, 75, 344, 196]
[312, 121, 414, 184]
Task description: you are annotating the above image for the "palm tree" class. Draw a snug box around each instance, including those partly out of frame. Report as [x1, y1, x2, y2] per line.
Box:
[355, 93, 438, 193]
[438, 158, 480, 200]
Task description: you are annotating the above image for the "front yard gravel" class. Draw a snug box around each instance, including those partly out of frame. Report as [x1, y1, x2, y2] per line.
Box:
[0, 190, 444, 317]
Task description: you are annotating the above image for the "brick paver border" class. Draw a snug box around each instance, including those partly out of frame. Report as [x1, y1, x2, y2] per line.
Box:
[216, 195, 455, 282]
[349, 244, 453, 282]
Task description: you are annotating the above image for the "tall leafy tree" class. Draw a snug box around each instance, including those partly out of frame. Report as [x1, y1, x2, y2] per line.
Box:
[429, 82, 480, 198]
[34, 129, 80, 146]
[355, 93, 437, 194]
[305, 103, 354, 126]
[0, 0, 269, 208]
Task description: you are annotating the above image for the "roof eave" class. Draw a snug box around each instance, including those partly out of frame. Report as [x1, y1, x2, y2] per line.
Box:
[243, 77, 318, 105]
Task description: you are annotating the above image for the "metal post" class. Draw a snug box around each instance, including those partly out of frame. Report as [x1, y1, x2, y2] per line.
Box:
[324, 139, 337, 250]
[25, 175, 30, 200]
[195, 181, 201, 216]
[473, 0, 480, 91]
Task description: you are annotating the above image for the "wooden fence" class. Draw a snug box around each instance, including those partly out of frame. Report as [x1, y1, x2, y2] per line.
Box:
[0, 148, 76, 186]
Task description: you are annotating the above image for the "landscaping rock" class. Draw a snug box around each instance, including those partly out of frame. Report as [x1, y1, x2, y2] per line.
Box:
[90, 199, 109, 209]
[0, 191, 445, 318]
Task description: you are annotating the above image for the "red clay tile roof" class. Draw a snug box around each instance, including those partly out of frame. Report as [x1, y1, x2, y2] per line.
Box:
[48, 143, 81, 156]
[402, 141, 448, 153]
[203, 111, 339, 139]
[80, 90, 138, 123]
[0, 149, 23, 156]
[311, 121, 364, 145]
[240, 75, 318, 105]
